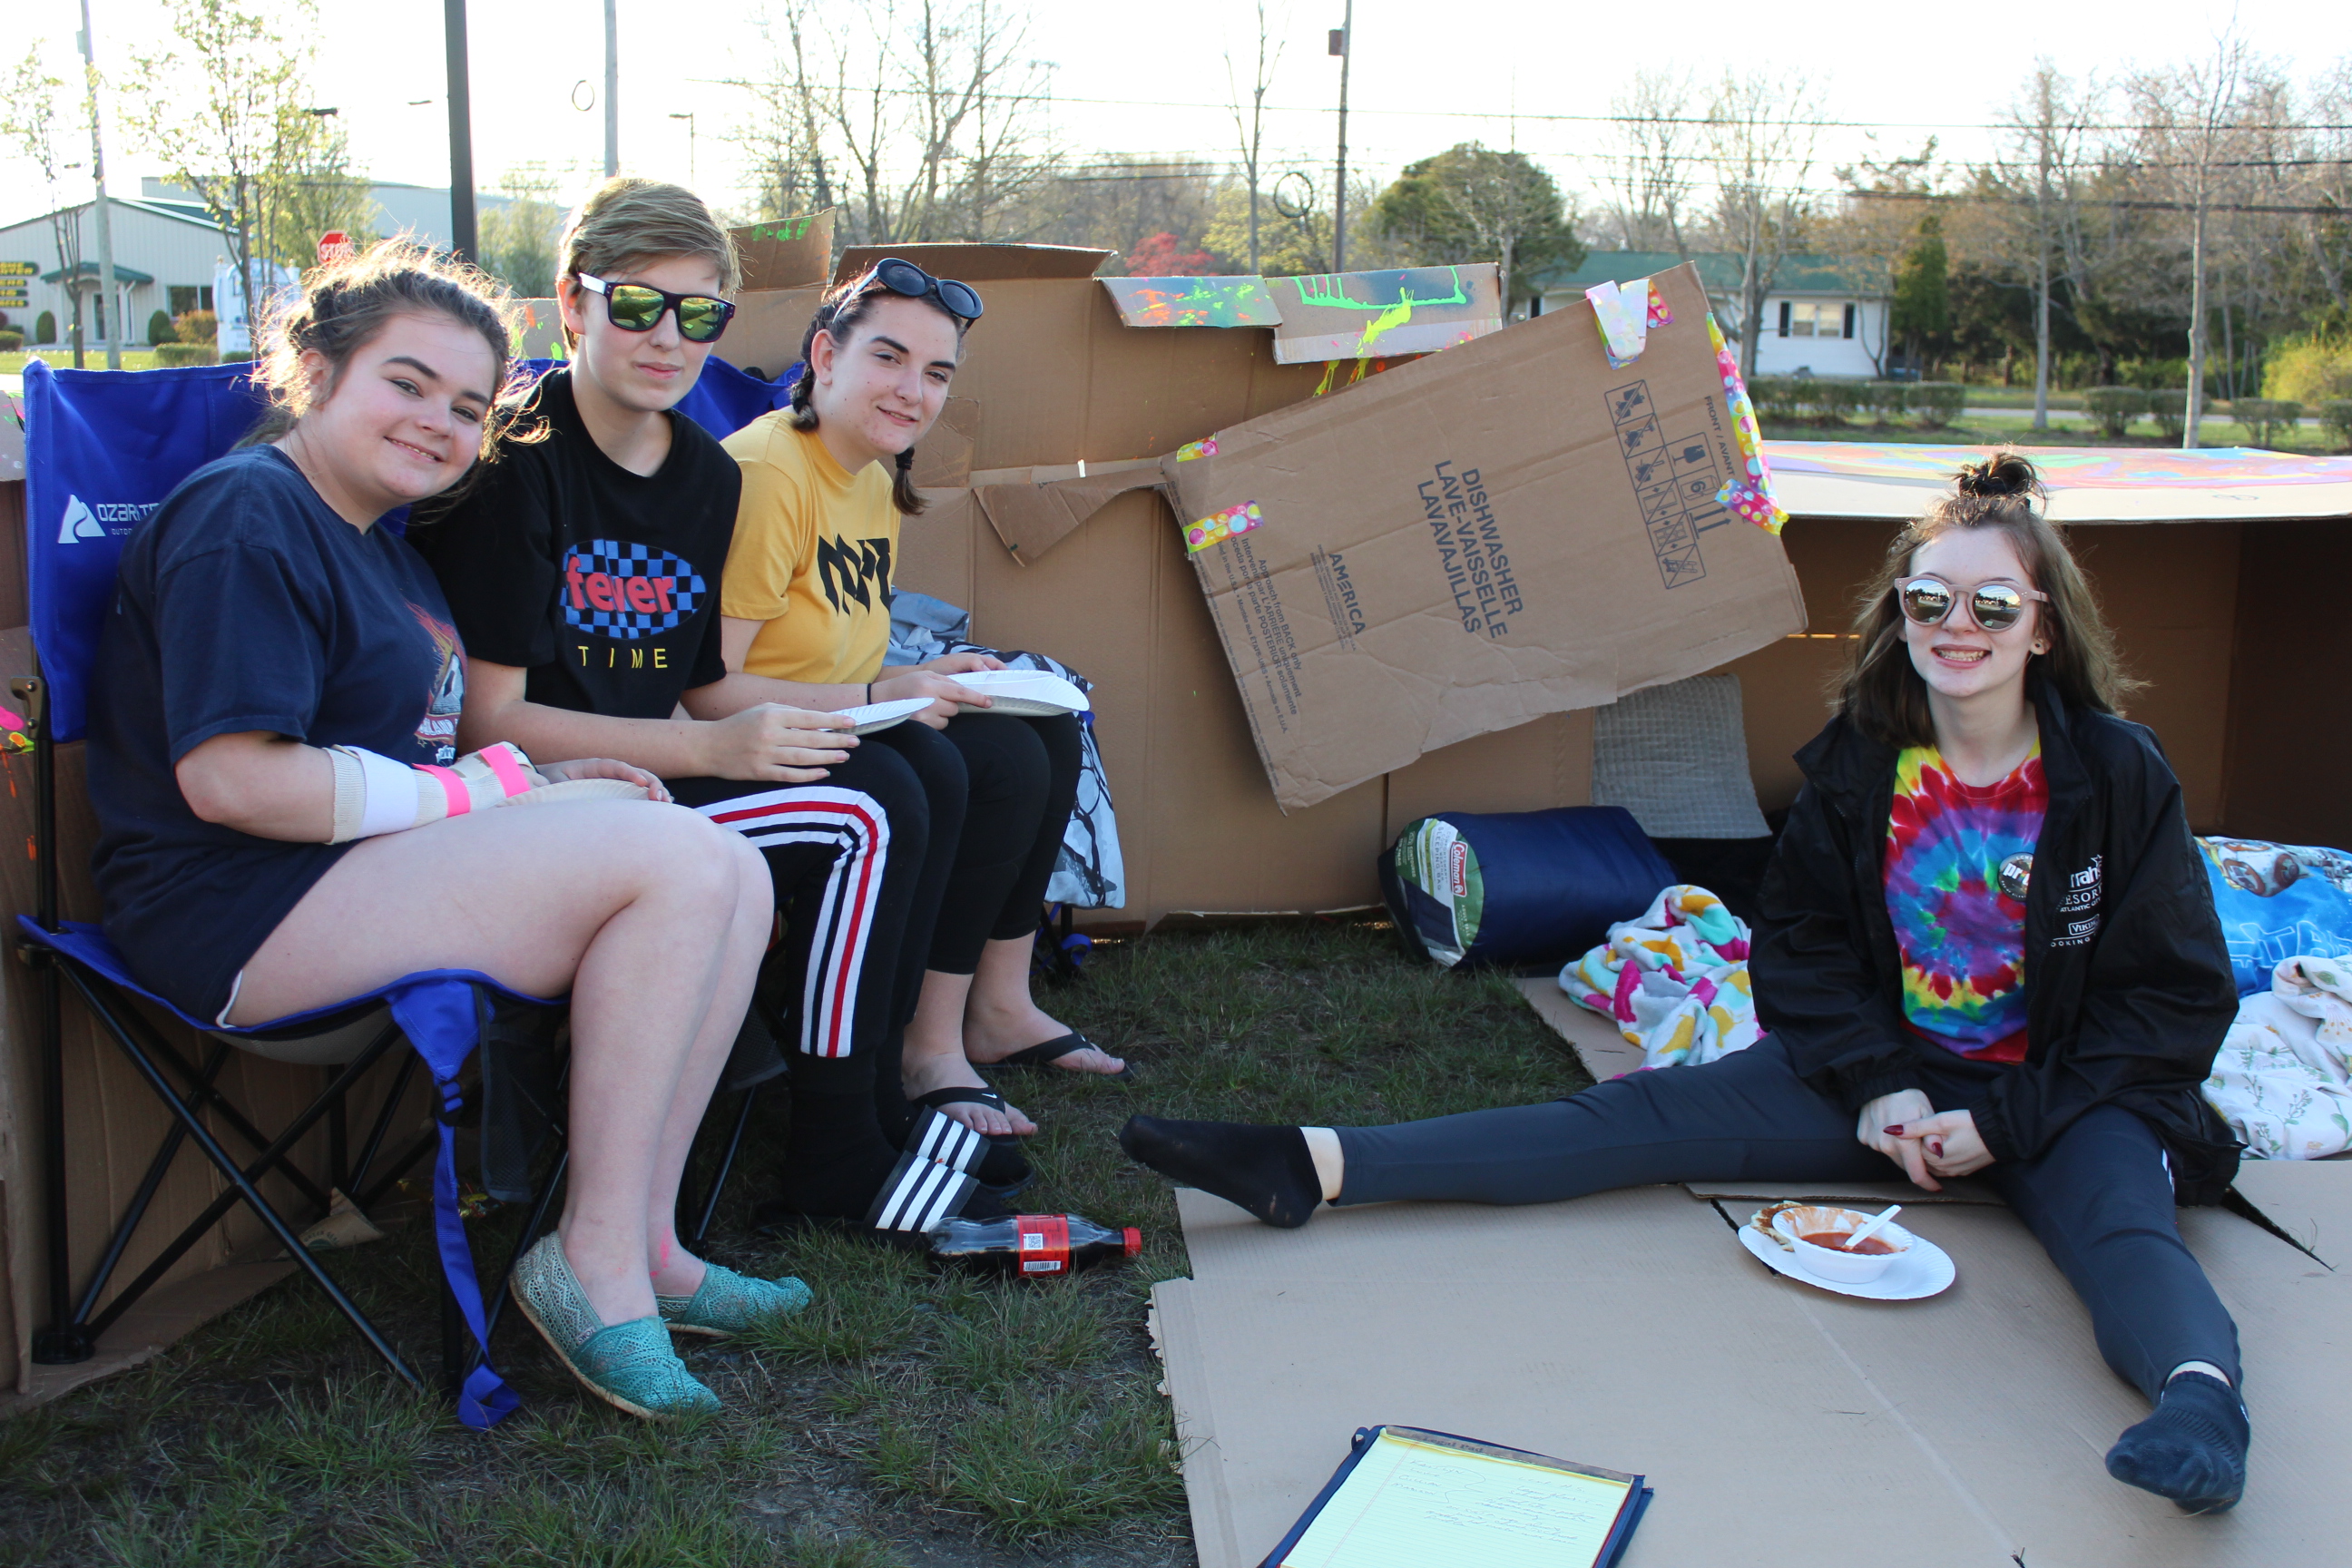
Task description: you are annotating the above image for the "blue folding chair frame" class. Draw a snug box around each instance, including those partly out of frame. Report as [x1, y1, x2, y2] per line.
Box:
[16, 358, 623, 1426]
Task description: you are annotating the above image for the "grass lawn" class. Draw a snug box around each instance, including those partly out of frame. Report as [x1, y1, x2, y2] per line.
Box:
[1764, 410, 2346, 454]
[0, 351, 172, 376]
[0, 917, 1588, 1568]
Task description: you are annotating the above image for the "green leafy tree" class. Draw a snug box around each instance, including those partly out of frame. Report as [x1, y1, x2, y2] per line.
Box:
[477, 169, 564, 299]
[1891, 214, 1952, 372]
[1368, 143, 1581, 310]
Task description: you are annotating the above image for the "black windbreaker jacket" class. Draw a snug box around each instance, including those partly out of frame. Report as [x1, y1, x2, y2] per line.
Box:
[1753, 678, 2242, 1204]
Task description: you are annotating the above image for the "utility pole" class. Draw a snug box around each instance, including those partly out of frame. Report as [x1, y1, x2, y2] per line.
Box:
[77, 0, 119, 368]
[1329, 2, 1351, 273]
[603, 0, 619, 177]
[670, 112, 695, 189]
[444, 0, 476, 260]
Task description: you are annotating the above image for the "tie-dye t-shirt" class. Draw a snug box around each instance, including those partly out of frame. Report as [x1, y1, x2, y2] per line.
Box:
[1883, 743, 2046, 1062]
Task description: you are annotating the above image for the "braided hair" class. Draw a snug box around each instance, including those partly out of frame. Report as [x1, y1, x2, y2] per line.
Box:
[788, 275, 967, 515]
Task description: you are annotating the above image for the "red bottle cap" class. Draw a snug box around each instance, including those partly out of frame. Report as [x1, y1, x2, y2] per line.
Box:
[1122, 1227, 1142, 1257]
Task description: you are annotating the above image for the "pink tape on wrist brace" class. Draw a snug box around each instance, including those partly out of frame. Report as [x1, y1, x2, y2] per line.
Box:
[479, 744, 534, 799]
[416, 764, 471, 818]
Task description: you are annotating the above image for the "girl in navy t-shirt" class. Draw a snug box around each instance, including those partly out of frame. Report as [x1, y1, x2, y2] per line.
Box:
[86, 242, 806, 1421]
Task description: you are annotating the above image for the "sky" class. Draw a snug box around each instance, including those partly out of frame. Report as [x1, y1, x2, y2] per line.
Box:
[5, 0, 2348, 242]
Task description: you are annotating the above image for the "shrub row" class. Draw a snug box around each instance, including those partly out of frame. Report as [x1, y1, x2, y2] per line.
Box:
[1747, 378, 1968, 428]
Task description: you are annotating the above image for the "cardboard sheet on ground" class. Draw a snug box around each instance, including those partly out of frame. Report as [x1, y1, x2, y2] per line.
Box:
[1265, 266, 1504, 365]
[1159, 1183, 2348, 1566]
[1163, 262, 1806, 811]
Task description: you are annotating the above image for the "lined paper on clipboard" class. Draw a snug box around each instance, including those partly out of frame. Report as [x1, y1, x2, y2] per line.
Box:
[1265, 1426, 1651, 1568]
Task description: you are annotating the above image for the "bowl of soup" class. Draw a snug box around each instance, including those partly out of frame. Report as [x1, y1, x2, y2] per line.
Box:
[1767, 1204, 1916, 1284]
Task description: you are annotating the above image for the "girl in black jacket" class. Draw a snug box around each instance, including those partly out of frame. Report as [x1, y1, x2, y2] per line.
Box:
[1119, 454, 2251, 1513]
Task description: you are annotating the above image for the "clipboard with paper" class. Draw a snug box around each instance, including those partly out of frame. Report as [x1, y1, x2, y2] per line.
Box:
[1259, 1425, 1652, 1568]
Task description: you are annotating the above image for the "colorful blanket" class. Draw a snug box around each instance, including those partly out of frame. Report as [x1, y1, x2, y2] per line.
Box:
[2203, 956, 2352, 1161]
[1561, 885, 1760, 1071]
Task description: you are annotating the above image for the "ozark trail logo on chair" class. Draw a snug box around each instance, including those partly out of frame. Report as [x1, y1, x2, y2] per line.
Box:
[56, 494, 157, 544]
[561, 539, 706, 640]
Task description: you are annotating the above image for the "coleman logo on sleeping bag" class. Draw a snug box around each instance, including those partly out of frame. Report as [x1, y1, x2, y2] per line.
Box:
[817, 535, 892, 613]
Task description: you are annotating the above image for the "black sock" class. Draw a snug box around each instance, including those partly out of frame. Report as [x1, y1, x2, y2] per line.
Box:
[1118, 1115, 1323, 1229]
[2104, 1371, 2249, 1514]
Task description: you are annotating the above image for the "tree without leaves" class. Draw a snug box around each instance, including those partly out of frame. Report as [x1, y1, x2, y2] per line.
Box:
[1367, 143, 1582, 312]
[1224, 0, 1283, 274]
[1704, 70, 1824, 381]
[1997, 64, 2096, 428]
[1815, 141, 1943, 377]
[1604, 69, 1697, 257]
[2127, 29, 2247, 446]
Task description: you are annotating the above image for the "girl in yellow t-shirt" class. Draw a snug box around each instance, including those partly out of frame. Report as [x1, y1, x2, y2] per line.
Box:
[720, 260, 1126, 1155]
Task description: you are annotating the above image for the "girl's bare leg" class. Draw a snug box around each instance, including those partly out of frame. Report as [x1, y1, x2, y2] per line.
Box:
[230, 799, 769, 1326]
[900, 967, 1035, 1137]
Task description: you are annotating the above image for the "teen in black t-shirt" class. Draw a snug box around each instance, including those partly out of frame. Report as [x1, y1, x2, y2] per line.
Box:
[416, 180, 1007, 1228]
[85, 241, 794, 1420]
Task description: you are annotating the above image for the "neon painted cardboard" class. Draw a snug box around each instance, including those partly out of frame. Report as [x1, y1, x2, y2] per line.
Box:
[1101, 275, 1281, 328]
[1768, 441, 2352, 524]
[1267, 264, 1504, 366]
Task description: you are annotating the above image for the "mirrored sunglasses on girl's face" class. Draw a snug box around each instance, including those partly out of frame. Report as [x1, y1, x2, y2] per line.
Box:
[858, 257, 985, 321]
[1896, 575, 2051, 633]
[575, 272, 736, 343]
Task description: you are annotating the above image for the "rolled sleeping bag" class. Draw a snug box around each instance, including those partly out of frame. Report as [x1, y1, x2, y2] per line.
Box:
[1380, 806, 1674, 969]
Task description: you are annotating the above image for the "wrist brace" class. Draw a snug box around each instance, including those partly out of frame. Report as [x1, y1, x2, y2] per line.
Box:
[326, 741, 546, 844]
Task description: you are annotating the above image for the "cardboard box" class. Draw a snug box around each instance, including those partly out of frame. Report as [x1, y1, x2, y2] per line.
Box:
[1262, 262, 1504, 365]
[1162, 263, 1806, 811]
[1159, 1178, 2352, 1566]
[729, 208, 835, 292]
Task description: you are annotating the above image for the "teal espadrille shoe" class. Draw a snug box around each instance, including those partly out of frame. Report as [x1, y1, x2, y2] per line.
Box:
[509, 1233, 721, 1421]
[658, 1261, 813, 1338]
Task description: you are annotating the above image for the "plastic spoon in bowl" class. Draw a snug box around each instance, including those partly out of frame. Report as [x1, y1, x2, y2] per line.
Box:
[1842, 1204, 1903, 1252]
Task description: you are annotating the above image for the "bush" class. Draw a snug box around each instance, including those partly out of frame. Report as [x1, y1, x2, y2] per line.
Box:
[1783, 376, 1823, 420]
[173, 309, 218, 347]
[2263, 334, 2352, 405]
[154, 342, 220, 367]
[0, 329, 21, 352]
[146, 309, 177, 345]
[1747, 376, 1798, 422]
[35, 309, 56, 345]
[2148, 389, 2188, 440]
[2320, 400, 2352, 452]
[2118, 357, 2190, 391]
[2228, 398, 2303, 447]
[1814, 380, 1865, 424]
[1863, 381, 1907, 421]
[1910, 382, 1967, 428]
[2081, 386, 2146, 438]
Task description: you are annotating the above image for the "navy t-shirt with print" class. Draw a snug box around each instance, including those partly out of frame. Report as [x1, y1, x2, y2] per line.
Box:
[87, 445, 469, 1020]
[413, 369, 737, 720]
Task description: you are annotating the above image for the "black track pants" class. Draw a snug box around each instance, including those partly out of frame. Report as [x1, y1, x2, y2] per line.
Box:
[1333, 1035, 2241, 1400]
[923, 712, 1084, 975]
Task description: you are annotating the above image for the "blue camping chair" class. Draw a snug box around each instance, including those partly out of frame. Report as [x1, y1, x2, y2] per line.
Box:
[12, 353, 800, 1426]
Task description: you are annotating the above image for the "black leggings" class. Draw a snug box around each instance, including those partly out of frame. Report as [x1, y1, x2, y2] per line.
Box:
[1335, 1037, 2242, 1401]
[919, 712, 1084, 975]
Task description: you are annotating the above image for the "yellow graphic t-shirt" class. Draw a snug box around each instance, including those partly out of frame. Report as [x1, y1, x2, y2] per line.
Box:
[718, 414, 900, 684]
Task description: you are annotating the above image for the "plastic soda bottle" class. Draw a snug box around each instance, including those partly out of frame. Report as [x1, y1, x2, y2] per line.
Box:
[926, 1213, 1142, 1276]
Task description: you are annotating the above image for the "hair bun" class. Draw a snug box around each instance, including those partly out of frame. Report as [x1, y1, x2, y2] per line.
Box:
[1954, 451, 2043, 501]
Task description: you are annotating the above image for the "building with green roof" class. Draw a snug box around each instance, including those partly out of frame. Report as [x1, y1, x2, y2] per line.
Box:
[1528, 251, 1893, 379]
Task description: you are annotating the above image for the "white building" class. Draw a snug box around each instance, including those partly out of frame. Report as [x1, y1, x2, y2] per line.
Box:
[1534, 251, 1893, 379]
[0, 180, 514, 348]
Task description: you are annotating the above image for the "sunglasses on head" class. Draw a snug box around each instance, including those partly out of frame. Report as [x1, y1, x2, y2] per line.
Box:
[1896, 575, 2050, 633]
[575, 271, 736, 343]
[853, 257, 985, 322]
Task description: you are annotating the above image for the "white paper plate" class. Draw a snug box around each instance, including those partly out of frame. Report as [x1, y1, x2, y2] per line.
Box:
[1739, 1222, 1955, 1301]
[838, 697, 935, 735]
[513, 777, 651, 806]
[947, 669, 1092, 715]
